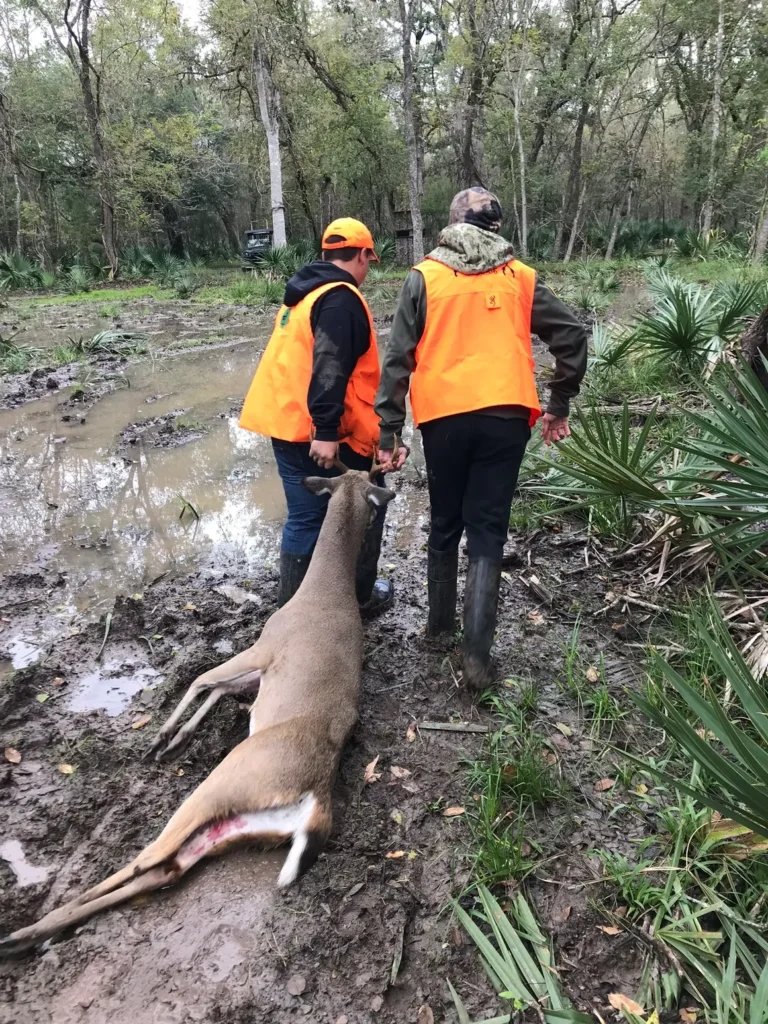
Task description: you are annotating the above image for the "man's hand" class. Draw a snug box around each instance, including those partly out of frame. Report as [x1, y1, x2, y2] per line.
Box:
[540, 413, 570, 446]
[309, 439, 338, 469]
[377, 446, 409, 472]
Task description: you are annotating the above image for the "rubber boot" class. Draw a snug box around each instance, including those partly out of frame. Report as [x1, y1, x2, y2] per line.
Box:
[427, 547, 458, 636]
[356, 525, 394, 618]
[277, 551, 312, 607]
[462, 558, 502, 690]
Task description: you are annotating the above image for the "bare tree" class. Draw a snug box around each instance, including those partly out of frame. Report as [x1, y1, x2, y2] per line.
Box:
[252, 40, 287, 246]
[701, 0, 725, 235]
[29, 0, 119, 275]
[399, 0, 424, 261]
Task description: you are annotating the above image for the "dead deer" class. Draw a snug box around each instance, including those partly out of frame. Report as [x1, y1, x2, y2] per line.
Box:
[0, 463, 395, 955]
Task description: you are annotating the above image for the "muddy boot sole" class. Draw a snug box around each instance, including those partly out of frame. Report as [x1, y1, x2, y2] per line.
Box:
[462, 652, 499, 692]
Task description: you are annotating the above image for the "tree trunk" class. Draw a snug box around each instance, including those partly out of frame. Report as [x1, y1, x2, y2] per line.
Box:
[281, 109, 319, 239]
[253, 44, 287, 247]
[605, 201, 622, 261]
[701, 0, 725, 235]
[459, 0, 484, 188]
[563, 182, 587, 263]
[399, 0, 424, 262]
[511, 1, 530, 259]
[553, 98, 588, 260]
[13, 170, 22, 253]
[753, 201, 768, 264]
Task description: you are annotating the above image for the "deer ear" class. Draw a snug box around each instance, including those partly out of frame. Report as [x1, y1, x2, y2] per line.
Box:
[366, 484, 396, 508]
[301, 475, 345, 496]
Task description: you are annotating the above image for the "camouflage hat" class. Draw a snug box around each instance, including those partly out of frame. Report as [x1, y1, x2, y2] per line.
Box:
[448, 187, 503, 233]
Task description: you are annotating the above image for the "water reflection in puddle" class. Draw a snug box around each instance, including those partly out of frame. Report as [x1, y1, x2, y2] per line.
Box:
[0, 840, 51, 886]
[6, 637, 43, 669]
[0, 344, 285, 608]
[67, 661, 162, 715]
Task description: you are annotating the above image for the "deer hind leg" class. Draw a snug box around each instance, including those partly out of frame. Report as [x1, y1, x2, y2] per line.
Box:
[147, 644, 269, 761]
[0, 795, 328, 956]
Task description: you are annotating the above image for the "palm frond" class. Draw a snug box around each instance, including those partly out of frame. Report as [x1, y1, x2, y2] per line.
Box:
[450, 888, 593, 1024]
[631, 596, 768, 837]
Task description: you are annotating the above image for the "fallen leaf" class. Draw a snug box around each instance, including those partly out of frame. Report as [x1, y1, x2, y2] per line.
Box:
[695, 727, 716, 741]
[286, 974, 306, 996]
[386, 850, 405, 859]
[391, 809, 403, 826]
[364, 755, 382, 784]
[553, 905, 572, 924]
[335, 1018, 348, 1024]
[635, 784, 648, 795]
[417, 1006, 434, 1024]
[390, 766, 411, 780]
[502, 763, 517, 779]
[58, 763, 75, 775]
[52, 676, 65, 687]
[4, 747, 22, 764]
[442, 806, 465, 817]
[175, 768, 184, 776]
[344, 882, 365, 899]
[527, 610, 545, 626]
[406, 722, 417, 743]
[543, 751, 558, 766]
[36, 693, 49, 703]
[183, 602, 197, 612]
[371, 995, 383, 1012]
[555, 722, 573, 737]
[595, 778, 615, 792]
[450, 925, 463, 947]
[131, 714, 152, 730]
[551, 733, 572, 750]
[586, 665, 600, 683]
[608, 993, 644, 1015]
[680, 1009, 698, 1024]
[598, 925, 622, 936]
[615, 906, 628, 918]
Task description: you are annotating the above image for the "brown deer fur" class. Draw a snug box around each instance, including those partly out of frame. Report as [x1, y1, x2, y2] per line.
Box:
[1, 468, 395, 954]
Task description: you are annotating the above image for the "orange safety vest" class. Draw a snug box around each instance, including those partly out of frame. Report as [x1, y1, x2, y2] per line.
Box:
[239, 281, 380, 457]
[410, 257, 541, 427]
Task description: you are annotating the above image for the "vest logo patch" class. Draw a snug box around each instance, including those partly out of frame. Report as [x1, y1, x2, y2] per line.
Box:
[486, 293, 500, 309]
[280, 308, 291, 328]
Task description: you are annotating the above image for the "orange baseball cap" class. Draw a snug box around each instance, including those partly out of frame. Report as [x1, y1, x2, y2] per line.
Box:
[322, 217, 380, 261]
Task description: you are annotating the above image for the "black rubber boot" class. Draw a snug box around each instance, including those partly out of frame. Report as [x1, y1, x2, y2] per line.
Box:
[462, 558, 502, 691]
[277, 551, 312, 607]
[356, 526, 394, 618]
[427, 547, 458, 636]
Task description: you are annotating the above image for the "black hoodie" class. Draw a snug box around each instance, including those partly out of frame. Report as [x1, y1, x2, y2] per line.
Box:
[283, 261, 371, 443]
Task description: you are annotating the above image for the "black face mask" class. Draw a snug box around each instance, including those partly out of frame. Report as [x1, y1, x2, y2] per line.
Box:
[464, 200, 503, 233]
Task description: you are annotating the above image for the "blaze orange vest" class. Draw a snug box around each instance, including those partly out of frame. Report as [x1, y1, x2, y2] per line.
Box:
[410, 257, 541, 427]
[239, 281, 380, 457]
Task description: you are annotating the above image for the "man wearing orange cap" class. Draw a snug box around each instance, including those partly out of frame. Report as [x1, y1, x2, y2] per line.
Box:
[240, 218, 397, 614]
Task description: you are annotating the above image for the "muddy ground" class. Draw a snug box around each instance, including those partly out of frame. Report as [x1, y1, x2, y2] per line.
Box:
[1, 293, 656, 1023]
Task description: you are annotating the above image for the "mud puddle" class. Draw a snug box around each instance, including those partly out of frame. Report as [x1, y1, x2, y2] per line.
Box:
[3, 300, 272, 352]
[0, 343, 286, 612]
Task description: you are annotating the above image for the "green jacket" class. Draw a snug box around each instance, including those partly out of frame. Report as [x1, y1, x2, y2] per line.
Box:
[375, 224, 588, 449]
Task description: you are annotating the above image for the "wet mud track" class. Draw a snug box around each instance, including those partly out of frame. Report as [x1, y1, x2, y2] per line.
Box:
[1, 501, 650, 1024]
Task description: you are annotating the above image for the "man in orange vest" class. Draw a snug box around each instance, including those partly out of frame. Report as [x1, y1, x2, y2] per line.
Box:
[240, 218, 397, 614]
[376, 188, 587, 688]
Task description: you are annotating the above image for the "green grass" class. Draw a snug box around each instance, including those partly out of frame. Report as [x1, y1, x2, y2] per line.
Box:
[20, 284, 170, 306]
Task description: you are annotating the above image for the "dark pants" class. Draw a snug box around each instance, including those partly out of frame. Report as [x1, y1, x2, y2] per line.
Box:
[420, 413, 531, 561]
[272, 439, 386, 556]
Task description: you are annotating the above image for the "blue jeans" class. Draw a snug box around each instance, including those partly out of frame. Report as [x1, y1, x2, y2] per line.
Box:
[272, 439, 387, 556]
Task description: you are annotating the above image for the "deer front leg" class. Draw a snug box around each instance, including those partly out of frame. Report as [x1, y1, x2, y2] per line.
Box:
[146, 644, 269, 761]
